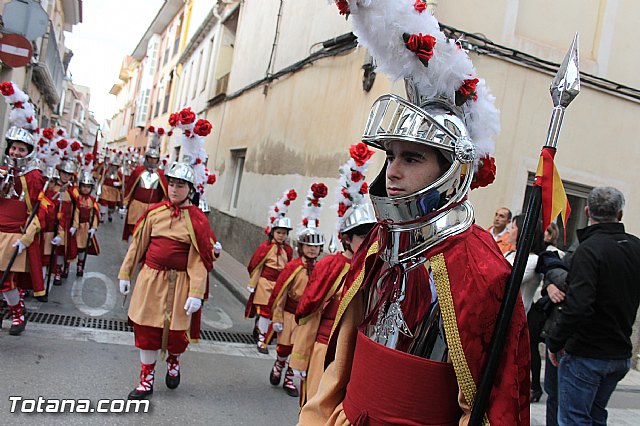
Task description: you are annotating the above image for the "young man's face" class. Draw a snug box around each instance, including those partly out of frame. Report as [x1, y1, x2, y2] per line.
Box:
[147, 157, 159, 166]
[168, 178, 190, 205]
[385, 140, 446, 196]
[301, 244, 321, 259]
[272, 228, 288, 244]
[79, 184, 92, 195]
[8, 141, 30, 159]
[493, 208, 511, 231]
[59, 171, 73, 184]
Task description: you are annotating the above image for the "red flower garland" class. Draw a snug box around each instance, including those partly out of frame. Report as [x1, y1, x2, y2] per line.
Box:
[403, 33, 437, 67]
[349, 142, 374, 166]
[471, 156, 496, 190]
[0, 82, 15, 97]
[455, 78, 479, 106]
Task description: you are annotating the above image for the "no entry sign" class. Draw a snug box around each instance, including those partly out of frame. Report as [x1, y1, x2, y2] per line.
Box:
[0, 34, 33, 68]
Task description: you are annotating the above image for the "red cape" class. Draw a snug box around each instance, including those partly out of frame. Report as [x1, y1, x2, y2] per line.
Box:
[296, 252, 351, 322]
[267, 257, 304, 310]
[330, 224, 530, 424]
[247, 240, 293, 274]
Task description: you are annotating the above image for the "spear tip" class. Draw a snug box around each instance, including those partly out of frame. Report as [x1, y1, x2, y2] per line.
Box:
[550, 33, 581, 108]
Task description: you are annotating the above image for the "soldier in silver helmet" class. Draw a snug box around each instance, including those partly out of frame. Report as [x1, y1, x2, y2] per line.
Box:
[245, 189, 297, 354]
[71, 172, 100, 277]
[121, 136, 168, 242]
[118, 161, 217, 400]
[43, 158, 79, 285]
[0, 126, 49, 334]
[267, 182, 328, 398]
[97, 152, 124, 222]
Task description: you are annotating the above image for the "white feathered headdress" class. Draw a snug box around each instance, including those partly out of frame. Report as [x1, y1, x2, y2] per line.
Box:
[265, 189, 298, 235]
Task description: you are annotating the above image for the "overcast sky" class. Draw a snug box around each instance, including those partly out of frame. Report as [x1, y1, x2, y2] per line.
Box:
[64, 0, 164, 124]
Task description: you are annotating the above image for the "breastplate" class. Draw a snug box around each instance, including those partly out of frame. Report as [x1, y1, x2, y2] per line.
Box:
[139, 170, 160, 189]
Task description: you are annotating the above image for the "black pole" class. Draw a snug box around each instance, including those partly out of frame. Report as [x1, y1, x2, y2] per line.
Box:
[45, 197, 64, 296]
[468, 185, 542, 425]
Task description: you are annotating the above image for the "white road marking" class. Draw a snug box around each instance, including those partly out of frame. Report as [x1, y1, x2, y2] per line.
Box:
[71, 272, 117, 317]
[202, 306, 233, 330]
[16, 322, 275, 360]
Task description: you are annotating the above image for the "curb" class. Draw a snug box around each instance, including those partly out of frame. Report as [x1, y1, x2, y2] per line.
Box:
[211, 268, 248, 305]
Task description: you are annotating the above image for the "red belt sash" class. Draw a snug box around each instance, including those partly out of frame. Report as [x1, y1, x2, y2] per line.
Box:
[260, 266, 280, 281]
[284, 297, 299, 315]
[342, 331, 461, 426]
[144, 237, 189, 271]
[133, 187, 164, 204]
[316, 296, 341, 344]
[0, 199, 28, 233]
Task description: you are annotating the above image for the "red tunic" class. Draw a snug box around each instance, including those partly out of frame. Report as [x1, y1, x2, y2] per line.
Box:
[121, 166, 168, 241]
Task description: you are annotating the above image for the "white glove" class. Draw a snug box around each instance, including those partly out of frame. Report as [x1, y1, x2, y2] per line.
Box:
[88, 228, 97, 238]
[214, 241, 222, 255]
[119, 279, 130, 295]
[246, 286, 256, 294]
[51, 236, 63, 246]
[12, 239, 26, 254]
[118, 207, 127, 218]
[113, 182, 121, 187]
[69, 227, 77, 236]
[292, 369, 307, 379]
[184, 297, 202, 315]
[272, 322, 284, 333]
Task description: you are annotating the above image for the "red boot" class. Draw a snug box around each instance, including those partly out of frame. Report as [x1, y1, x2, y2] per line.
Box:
[76, 259, 85, 277]
[9, 303, 27, 336]
[165, 354, 181, 389]
[128, 362, 155, 399]
[269, 358, 286, 385]
[257, 332, 269, 354]
[283, 367, 299, 397]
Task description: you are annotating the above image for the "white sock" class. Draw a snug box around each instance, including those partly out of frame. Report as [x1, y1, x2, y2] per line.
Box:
[56, 255, 64, 268]
[3, 288, 20, 306]
[258, 316, 271, 334]
[277, 355, 288, 362]
[139, 349, 158, 365]
[42, 266, 47, 280]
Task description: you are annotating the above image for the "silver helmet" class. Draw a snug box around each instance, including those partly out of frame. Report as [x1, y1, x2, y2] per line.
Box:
[78, 171, 95, 186]
[165, 162, 195, 186]
[57, 159, 78, 175]
[145, 147, 160, 159]
[272, 217, 293, 231]
[4, 126, 35, 155]
[298, 219, 325, 247]
[339, 202, 377, 234]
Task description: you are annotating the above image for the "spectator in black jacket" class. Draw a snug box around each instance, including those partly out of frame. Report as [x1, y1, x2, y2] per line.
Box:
[547, 186, 640, 426]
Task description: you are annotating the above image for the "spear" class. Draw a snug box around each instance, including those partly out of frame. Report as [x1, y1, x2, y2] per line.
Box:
[469, 34, 580, 425]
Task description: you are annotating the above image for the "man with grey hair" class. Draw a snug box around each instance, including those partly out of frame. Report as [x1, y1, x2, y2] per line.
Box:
[547, 186, 640, 425]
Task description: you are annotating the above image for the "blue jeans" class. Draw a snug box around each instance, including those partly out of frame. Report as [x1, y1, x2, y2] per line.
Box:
[558, 353, 631, 426]
[544, 350, 559, 426]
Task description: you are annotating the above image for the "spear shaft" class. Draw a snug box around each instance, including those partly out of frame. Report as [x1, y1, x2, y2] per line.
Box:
[469, 34, 580, 425]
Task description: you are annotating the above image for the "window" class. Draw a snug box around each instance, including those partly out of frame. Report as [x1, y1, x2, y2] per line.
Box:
[163, 73, 173, 114]
[192, 51, 203, 100]
[173, 17, 183, 56]
[522, 173, 591, 249]
[228, 149, 246, 211]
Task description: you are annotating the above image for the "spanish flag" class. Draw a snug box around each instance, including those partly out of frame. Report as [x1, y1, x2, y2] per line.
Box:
[534, 147, 571, 236]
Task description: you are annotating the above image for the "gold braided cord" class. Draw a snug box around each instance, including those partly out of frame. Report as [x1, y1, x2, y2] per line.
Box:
[430, 254, 490, 426]
[272, 265, 304, 311]
[329, 241, 379, 339]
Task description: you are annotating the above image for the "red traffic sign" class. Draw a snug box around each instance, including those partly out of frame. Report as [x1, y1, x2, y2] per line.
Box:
[0, 33, 33, 68]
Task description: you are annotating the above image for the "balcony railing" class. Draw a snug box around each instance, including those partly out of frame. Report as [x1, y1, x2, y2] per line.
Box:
[32, 21, 64, 108]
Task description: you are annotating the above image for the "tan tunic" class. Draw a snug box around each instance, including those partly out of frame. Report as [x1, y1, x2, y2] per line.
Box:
[127, 199, 148, 226]
[118, 207, 207, 331]
[272, 264, 309, 346]
[0, 217, 40, 273]
[253, 247, 289, 307]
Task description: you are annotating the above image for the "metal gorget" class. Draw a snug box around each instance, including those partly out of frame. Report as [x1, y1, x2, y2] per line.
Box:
[139, 170, 160, 189]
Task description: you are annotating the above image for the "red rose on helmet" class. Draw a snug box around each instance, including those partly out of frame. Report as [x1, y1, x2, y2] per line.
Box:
[455, 78, 479, 106]
[167, 130, 174, 137]
[403, 33, 437, 67]
[13, 101, 23, 109]
[38, 139, 47, 147]
[471, 156, 496, 190]
[207, 174, 216, 185]
[193, 119, 212, 137]
[85, 153, 94, 162]
[351, 170, 364, 182]
[70, 141, 83, 151]
[349, 142, 374, 166]
[335, 0, 349, 15]
[0, 81, 15, 96]
[148, 126, 155, 133]
[287, 190, 297, 201]
[168, 112, 180, 127]
[311, 182, 328, 199]
[302, 217, 309, 227]
[359, 182, 369, 195]
[157, 127, 165, 135]
[341, 187, 351, 200]
[184, 129, 192, 137]
[179, 108, 196, 125]
[57, 139, 68, 150]
[57, 129, 64, 136]
[26, 116, 33, 123]
[283, 200, 290, 206]
[414, 0, 427, 13]
[274, 207, 280, 213]
[338, 202, 348, 217]
[43, 128, 54, 140]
